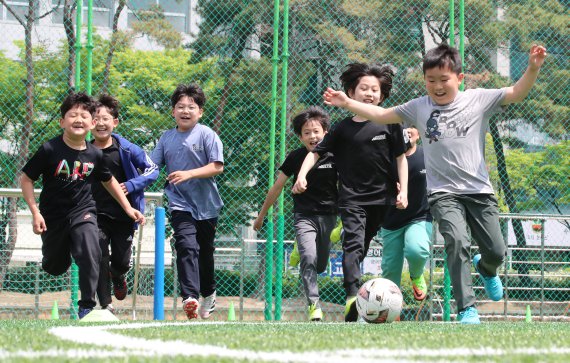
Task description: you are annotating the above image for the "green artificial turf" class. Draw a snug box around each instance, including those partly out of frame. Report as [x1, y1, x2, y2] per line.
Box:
[0, 320, 568, 363]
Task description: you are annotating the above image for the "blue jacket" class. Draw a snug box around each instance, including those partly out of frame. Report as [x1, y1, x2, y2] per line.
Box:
[112, 133, 159, 215]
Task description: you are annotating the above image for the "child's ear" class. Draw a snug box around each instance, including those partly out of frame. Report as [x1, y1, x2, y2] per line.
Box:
[458, 73, 465, 83]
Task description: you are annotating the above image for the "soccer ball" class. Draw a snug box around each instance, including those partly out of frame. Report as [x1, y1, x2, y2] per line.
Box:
[356, 278, 403, 323]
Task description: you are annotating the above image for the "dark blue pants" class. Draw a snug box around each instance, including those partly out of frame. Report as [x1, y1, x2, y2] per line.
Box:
[171, 211, 217, 300]
[42, 208, 101, 309]
[96, 214, 135, 307]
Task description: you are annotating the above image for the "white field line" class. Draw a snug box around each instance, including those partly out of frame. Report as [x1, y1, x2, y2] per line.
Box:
[0, 322, 568, 362]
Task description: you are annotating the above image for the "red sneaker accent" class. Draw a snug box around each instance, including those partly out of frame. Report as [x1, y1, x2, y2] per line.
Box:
[113, 277, 128, 300]
[183, 298, 199, 320]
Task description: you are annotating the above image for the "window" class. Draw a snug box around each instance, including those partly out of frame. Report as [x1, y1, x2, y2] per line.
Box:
[51, 0, 113, 28]
[127, 0, 190, 33]
[2, 0, 35, 22]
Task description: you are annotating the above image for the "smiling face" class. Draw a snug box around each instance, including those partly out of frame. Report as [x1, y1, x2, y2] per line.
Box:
[407, 127, 420, 146]
[172, 95, 203, 132]
[92, 107, 119, 143]
[424, 66, 464, 105]
[299, 119, 326, 152]
[348, 75, 382, 106]
[59, 105, 95, 141]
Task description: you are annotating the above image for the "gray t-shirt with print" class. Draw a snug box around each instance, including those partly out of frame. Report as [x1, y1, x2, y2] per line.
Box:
[394, 88, 506, 195]
[151, 124, 224, 219]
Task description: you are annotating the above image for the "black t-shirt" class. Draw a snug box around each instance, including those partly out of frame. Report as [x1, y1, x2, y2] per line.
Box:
[383, 146, 432, 230]
[91, 138, 130, 221]
[22, 135, 113, 220]
[313, 117, 406, 206]
[279, 147, 337, 215]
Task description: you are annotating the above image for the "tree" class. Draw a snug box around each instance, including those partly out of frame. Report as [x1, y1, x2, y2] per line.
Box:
[0, 0, 61, 286]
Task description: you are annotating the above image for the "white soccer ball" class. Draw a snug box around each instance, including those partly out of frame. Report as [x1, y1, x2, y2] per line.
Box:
[356, 278, 403, 323]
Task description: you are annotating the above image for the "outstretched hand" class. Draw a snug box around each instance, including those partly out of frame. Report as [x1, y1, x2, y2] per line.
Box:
[528, 45, 547, 71]
[323, 87, 349, 107]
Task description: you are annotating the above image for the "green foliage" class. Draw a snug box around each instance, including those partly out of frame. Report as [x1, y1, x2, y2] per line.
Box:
[490, 142, 570, 212]
[0, 0, 568, 320]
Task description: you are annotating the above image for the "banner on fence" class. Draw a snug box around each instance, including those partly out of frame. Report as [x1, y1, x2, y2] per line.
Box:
[507, 220, 570, 247]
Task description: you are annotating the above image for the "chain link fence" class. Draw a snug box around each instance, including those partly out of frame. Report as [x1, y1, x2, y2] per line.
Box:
[0, 0, 568, 321]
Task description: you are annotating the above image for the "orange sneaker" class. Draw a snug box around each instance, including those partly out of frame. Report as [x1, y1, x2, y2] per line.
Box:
[411, 275, 427, 301]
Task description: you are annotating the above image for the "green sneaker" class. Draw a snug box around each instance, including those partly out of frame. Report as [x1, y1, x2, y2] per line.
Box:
[344, 296, 358, 322]
[330, 220, 343, 243]
[289, 240, 300, 267]
[411, 274, 427, 301]
[308, 304, 323, 321]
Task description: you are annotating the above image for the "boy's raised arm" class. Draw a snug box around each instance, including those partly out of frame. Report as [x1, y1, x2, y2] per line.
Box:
[323, 87, 403, 125]
[502, 45, 547, 105]
[253, 172, 289, 231]
[292, 152, 320, 194]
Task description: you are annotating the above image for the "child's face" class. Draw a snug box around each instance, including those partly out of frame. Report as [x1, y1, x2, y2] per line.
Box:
[172, 95, 203, 132]
[92, 107, 119, 142]
[348, 75, 382, 106]
[59, 105, 95, 140]
[299, 119, 326, 152]
[424, 66, 464, 105]
[406, 127, 420, 146]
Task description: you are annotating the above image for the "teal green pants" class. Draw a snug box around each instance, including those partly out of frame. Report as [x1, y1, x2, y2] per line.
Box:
[380, 221, 432, 287]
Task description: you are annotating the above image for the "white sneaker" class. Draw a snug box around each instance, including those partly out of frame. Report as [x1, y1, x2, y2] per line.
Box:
[182, 297, 199, 320]
[199, 292, 216, 319]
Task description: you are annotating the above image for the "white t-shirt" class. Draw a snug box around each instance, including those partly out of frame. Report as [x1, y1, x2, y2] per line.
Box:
[394, 88, 506, 195]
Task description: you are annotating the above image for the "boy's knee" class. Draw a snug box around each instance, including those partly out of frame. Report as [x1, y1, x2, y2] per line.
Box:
[316, 261, 328, 274]
[42, 258, 69, 276]
[111, 263, 130, 276]
[485, 249, 506, 267]
[405, 243, 430, 260]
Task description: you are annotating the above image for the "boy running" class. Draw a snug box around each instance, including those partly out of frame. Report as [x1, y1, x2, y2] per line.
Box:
[324, 44, 547, 324]
[91, 94, 158, 313]
[253, 106, 337, 321]
[20, 92, 145, 319]
[293, 63, 409, 322]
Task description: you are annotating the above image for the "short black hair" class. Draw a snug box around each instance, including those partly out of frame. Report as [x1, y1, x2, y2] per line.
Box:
[170, 83, 206, 108]
[96, 94, 120, 119]
[423, 43, 462, 75]
[291, 106, 330, 136]
[340, 63, 394, 104]
[60, 92, 96, 118]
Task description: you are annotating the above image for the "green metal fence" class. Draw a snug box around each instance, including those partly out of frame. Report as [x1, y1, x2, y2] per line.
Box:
[0, 0, 568, 321]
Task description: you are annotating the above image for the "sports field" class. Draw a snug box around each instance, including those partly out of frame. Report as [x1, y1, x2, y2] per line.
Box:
[0, 320, 569, 362]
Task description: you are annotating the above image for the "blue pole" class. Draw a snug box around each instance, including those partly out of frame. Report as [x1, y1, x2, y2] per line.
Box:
[154, 207, 165, 320]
